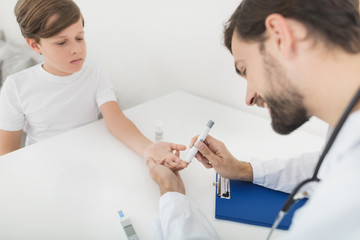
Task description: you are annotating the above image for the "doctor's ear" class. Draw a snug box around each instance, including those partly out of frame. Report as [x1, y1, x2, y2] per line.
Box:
[26, 38, 42, 55]
[264, 13, 295, 59]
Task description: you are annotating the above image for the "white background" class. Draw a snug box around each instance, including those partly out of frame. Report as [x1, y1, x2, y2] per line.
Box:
[0, 0, 327, 137]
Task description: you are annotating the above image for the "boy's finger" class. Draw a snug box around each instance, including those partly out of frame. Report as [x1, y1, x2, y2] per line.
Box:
[169, 143, 186, 151]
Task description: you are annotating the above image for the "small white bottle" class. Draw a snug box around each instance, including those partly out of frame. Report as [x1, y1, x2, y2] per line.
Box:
[154, 120, 164, 142]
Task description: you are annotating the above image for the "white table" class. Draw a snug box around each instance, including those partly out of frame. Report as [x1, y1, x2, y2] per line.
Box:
[0, 91, 325, 239]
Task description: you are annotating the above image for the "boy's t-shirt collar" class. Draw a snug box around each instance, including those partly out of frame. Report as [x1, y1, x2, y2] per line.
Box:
[36, 62, 84, 84]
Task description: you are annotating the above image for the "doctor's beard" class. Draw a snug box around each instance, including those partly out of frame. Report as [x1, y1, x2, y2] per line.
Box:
[261, 51, 310, 135]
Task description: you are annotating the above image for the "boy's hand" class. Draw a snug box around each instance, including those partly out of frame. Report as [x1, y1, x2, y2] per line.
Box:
[143, 142, 188, 171]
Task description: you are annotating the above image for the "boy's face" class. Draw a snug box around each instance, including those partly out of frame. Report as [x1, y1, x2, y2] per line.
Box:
[35, 18, 86, 76]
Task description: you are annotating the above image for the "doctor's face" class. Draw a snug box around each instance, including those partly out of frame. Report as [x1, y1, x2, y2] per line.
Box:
[231, 33, 309, 134]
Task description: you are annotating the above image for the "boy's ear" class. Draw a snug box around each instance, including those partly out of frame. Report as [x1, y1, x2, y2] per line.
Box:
[26, 38, 42, 55]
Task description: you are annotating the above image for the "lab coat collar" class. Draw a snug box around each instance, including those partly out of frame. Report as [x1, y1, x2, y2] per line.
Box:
[327, 110, 360, 158]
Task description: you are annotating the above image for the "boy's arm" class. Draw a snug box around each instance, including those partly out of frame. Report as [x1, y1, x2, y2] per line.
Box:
[100, 101, 187, 170]
[0, 129, 23, 156]
[100, 101, 153, 156]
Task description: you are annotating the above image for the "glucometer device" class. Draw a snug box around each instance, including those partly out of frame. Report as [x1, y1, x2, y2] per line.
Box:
[117, 210, 139, 240]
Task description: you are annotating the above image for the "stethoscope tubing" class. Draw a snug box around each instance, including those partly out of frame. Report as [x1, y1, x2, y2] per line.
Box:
[266, 87, 360, 240]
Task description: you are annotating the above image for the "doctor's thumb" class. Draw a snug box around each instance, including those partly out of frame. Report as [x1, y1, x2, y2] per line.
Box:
[196, 141, 219, 164]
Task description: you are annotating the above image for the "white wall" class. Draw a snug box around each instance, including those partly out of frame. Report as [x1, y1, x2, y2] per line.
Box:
[0, 0, 327, 137]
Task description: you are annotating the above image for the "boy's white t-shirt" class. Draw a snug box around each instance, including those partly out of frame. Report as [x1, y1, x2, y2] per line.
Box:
[0, 63, 117, 145]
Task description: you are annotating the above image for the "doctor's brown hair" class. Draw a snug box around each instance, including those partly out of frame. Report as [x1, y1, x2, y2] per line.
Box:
[224, 0, 360, 54]
[14, 0, 84, 43]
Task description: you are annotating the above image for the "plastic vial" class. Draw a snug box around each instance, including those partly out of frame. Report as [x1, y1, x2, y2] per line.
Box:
[155, 120, 164, 142]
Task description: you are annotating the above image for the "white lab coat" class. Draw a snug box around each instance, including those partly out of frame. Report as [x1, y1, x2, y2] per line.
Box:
[159, 110, 360, 240]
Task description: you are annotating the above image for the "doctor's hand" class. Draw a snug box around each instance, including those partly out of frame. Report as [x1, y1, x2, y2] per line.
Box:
[147, 157, 186, 196]
[189, 135, 253, 181]
[143, 142, 188, 172]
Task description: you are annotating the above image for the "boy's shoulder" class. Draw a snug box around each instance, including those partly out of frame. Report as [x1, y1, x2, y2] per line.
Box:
[6, 63, 42, 82]
[5, 64, 107, 86]
[0, 64, 41, 93]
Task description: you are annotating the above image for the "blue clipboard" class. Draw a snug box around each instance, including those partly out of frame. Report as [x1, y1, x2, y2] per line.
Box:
[215, 179, 307, 230]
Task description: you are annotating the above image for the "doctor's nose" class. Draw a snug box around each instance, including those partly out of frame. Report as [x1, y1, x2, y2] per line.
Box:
[245, 85, 257, 106]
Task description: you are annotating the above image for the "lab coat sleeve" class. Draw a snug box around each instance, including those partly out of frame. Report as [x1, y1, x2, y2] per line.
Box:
[251, 151, 320, 193]
[159, 192, 220, 240]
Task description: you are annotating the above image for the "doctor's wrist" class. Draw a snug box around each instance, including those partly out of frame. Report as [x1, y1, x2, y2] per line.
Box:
[236, 161, 254, 182]
[159, 180, 185, 196]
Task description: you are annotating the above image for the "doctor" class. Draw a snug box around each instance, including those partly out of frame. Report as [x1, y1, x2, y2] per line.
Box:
[147, 0, 360, 239]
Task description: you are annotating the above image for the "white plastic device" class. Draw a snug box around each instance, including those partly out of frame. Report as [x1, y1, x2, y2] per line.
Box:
[185, 120, 215, 163]
[117, 210, 139, 240]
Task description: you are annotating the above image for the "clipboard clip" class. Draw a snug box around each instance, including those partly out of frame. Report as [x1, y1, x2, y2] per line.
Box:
[213, 174, 231, 199]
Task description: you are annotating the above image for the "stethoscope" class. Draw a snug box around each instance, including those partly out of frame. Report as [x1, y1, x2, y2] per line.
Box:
[266, 87, 360, 240]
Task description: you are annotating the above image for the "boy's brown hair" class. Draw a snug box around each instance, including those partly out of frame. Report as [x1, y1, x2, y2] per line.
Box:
[14, 0, 84, 43]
